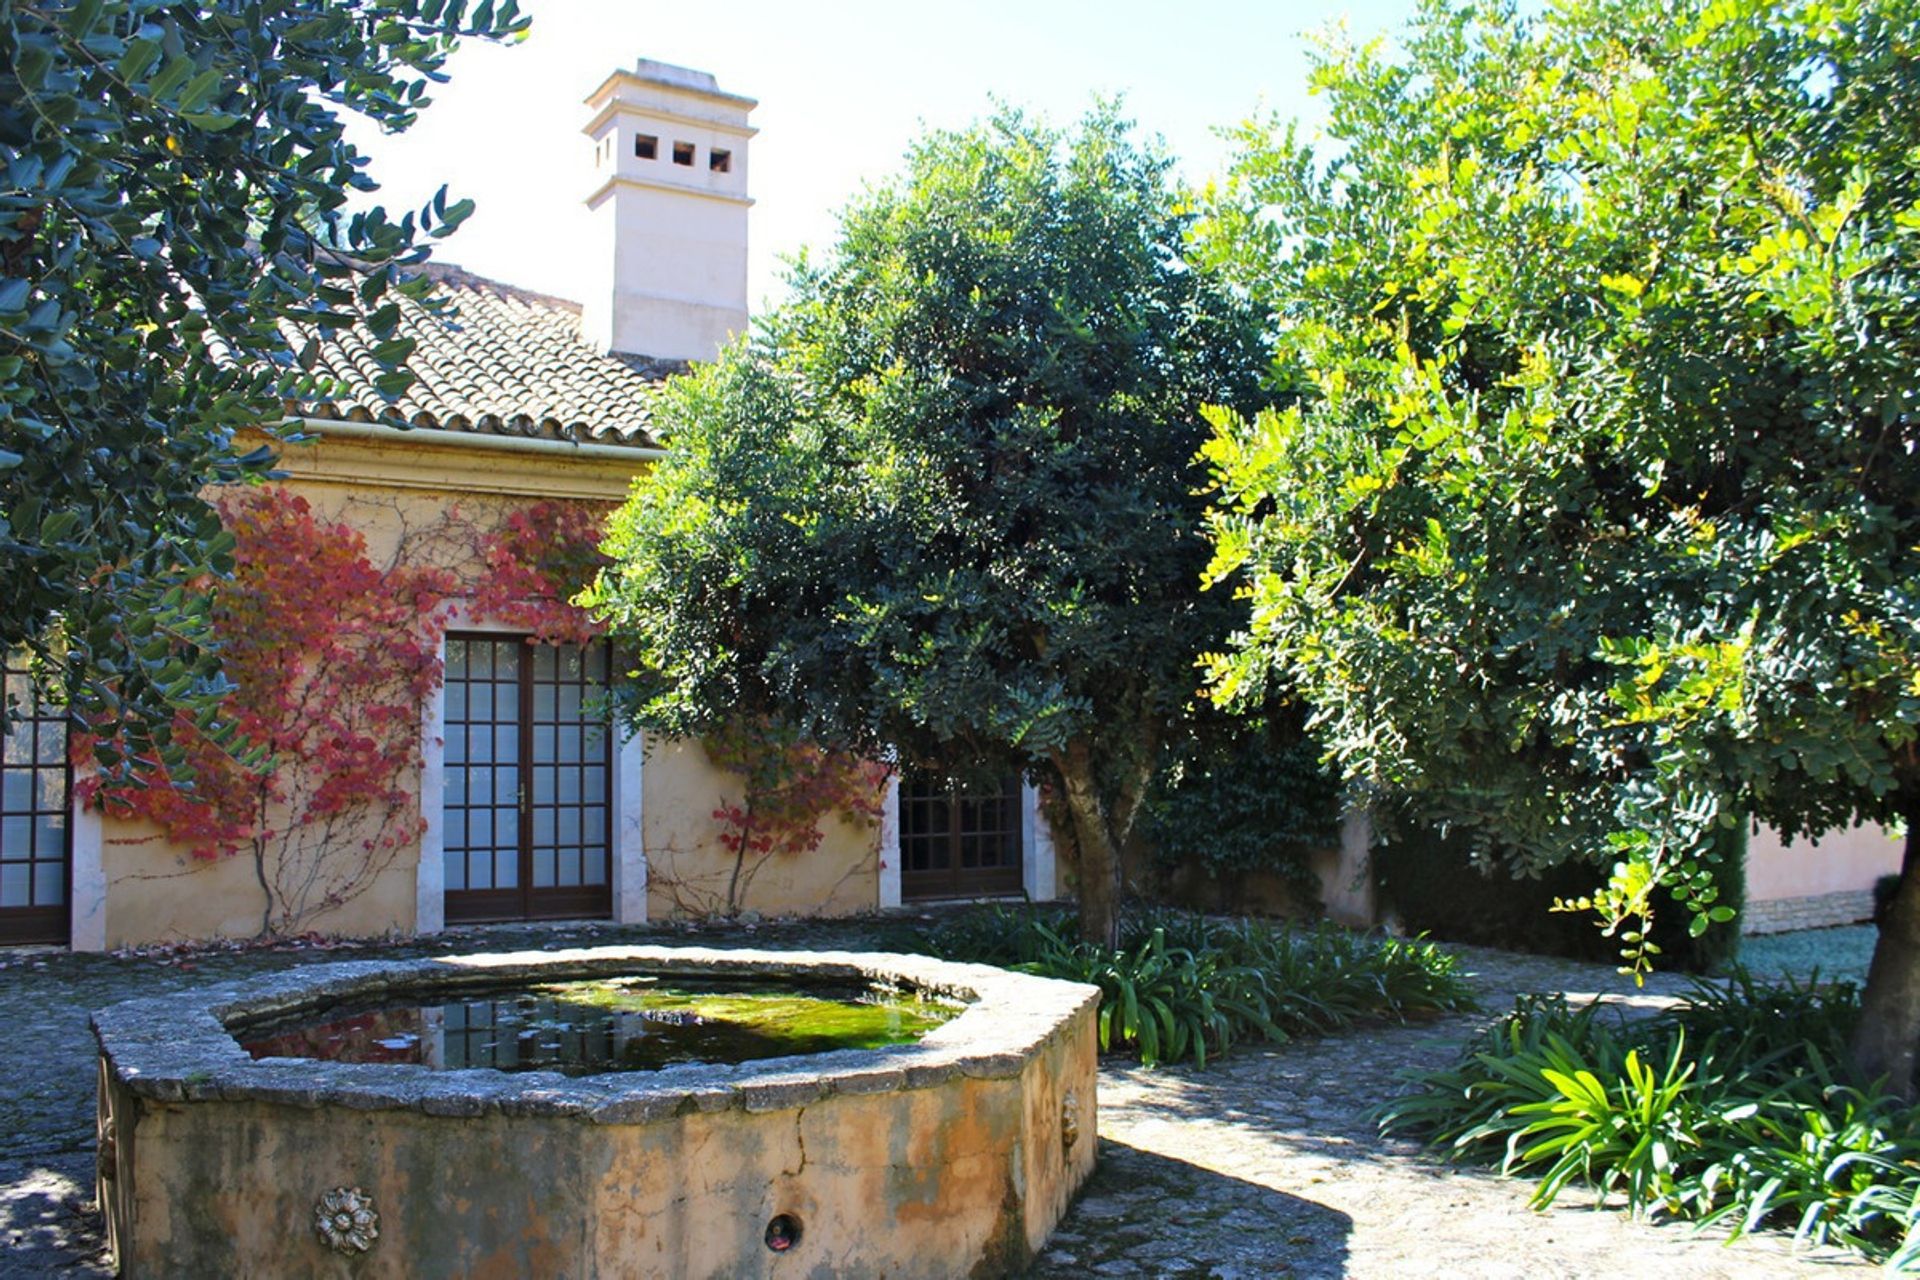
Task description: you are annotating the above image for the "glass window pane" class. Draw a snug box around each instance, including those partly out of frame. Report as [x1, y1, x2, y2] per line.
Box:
[446, 727, 467, 765]
[35, 815, 63, 855]
[583, 810, 606, 848]
[469, 643, 491, 680]
[558, 768, 580, 805]
[445, 811, 467, 850]
[494, 848, 517, 888]
[444, 848, 466, 891]
[33, 859, 63, 905]
[493, 725, 517, 764]
[559, 848, 582, 886]
[533, 768, 555, 804]
[467, 850, 491, 890]
[495, 641, 520, 676]
[36, 767, 65, 811]
[582, 766, 606, 801]
[559, 809, 580, 845]
[0, 861, 27, 905]
[445, 642, 467, 679]
[534, 685, 556, 720]
[1, 815, 29, 857]
[470, 730, 492, 764]
[445, 684, 467, 721]
[446, 770, 467, 806]
[533, 645, 556, 679]
[532, 849, 556, 887]
[532, 725, 555, 764]
[582, 852, 606, 886]
[533, 809, 555, 848]
[495, 809, 518, 848]
[2, 771, 29, 811]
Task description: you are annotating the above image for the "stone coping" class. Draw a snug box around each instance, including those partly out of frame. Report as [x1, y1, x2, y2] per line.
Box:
[92, 946, 1100, 1124]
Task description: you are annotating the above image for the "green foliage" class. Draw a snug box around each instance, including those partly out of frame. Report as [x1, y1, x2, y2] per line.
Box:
[919, 903, 1474, 1067]
[1195, 0, 1920, 970]
[1379, 976, 1920, 1264]
[1373, 809, 1746, 972]
[0, 1, 526, 767]
[1138, 711, 1343, 897]
[590, 106, 1268, 942]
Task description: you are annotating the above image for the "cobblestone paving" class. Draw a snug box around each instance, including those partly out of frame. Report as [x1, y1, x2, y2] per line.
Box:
[0, 922, 1874, 1278]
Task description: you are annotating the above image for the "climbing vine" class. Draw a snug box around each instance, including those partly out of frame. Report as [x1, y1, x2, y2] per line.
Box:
[699, 717, 891, 918]
[81, 487, 612, 938]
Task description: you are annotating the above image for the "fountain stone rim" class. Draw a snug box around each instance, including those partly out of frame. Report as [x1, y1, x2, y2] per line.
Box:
[91, 944, 1101, 1125]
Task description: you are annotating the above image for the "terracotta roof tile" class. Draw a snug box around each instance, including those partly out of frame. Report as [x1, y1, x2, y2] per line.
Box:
[284, 263, 678, 449]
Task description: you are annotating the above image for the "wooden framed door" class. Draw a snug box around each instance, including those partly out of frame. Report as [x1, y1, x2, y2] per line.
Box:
[899, 771, 1024, 902]
[442, 636, 613, 924]
[0, 655, 70, 946]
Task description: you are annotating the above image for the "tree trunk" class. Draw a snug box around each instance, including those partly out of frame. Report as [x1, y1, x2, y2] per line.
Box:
[1053, 739, 1122, 948]
[1850, 789, 1920, 1098]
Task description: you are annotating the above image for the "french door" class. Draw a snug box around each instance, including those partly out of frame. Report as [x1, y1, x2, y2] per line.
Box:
[899, 770, 1024, 901]
[0, 655, 70, 945]
[442, 636, 613, 924]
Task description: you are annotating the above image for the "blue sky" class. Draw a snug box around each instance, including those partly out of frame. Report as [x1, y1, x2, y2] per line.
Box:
[356, 1, 1422, 310]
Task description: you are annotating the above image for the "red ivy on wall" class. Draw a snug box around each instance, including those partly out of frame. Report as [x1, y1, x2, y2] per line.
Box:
[81, 488, 612, 937]
[703, 717, 892, 917]
[470, 500, 613, 646]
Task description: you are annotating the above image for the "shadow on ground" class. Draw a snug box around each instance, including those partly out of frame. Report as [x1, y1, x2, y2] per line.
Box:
[1030, 1138, 1352, 1279]
[0, 1155, 106, 1278]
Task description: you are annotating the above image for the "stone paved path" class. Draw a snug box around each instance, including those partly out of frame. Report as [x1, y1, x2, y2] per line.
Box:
[0, 923, 1875, 1278]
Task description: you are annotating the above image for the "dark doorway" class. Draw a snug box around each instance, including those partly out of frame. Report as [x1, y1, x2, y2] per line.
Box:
[899, 770, 1024, 901]
[0, 655, 69, 946]
[442, 636, 614, 924]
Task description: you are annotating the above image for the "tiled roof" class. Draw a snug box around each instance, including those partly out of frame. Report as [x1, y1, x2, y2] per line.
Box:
[285, 263, 678, 449]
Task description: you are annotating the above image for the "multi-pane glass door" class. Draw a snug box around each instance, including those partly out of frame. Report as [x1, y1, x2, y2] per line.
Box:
[442, 636, 613, 924]
[0, 655, 69, 945]
[899, 771, 1024, 901]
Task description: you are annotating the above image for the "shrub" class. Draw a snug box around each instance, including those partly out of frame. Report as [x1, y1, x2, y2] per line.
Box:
[1378, 976, 1920, 1266]
[1137, 715, 1343, 905]
[1373, 811, 1746, 973]
[918, 903, 1473, 1067]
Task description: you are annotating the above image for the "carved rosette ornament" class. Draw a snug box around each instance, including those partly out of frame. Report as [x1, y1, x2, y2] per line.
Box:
[314, 1187, 380, 1255]
[1061, 1088, 1081, 1154]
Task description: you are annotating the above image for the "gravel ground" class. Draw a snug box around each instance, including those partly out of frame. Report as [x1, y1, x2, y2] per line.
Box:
[1736, 924, 1877, 985]
[0, 919, 1878, 1278]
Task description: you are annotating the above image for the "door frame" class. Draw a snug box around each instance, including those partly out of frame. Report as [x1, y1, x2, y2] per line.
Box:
[416, 619, 645, 933]
[0, 659, 73, 946]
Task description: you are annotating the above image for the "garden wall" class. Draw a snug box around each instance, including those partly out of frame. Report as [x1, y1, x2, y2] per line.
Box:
[1743, 821, 1901, 935]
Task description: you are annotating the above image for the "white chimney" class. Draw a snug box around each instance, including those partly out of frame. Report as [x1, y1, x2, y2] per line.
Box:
[581, 59, 757, 363]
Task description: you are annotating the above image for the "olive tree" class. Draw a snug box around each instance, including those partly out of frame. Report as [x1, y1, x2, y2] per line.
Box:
[0, 0, 525, 768]
[1198, 0, 1920, 1086]
[591, 109, 1267, 945]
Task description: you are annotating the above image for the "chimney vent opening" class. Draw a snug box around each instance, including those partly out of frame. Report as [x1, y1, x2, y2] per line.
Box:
[709, 148, 732, 173]
[672, 140, 696, 166]
[634, 133, 658, 160]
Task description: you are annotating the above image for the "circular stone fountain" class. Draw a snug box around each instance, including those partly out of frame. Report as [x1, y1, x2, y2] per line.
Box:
[92, 945, 1099, 1278]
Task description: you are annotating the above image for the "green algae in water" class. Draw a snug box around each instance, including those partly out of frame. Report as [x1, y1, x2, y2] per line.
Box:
[236, 975, 959, 1076]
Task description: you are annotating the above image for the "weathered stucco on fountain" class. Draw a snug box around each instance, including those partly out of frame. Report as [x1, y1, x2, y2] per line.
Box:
[93, 946, 1098, 1278]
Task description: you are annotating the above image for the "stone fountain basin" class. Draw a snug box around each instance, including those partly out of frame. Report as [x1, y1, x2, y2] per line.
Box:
[92, 945, 1100, 1279]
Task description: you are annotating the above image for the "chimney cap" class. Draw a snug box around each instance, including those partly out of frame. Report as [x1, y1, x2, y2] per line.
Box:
[582, 57, 759, 112]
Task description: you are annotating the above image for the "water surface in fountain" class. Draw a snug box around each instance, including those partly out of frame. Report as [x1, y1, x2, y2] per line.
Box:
[234, 974, 958, 1075]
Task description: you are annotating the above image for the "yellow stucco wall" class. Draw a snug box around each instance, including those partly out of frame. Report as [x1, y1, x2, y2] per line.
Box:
[640, 737, 881, 921]
[87, 425, 882, 947]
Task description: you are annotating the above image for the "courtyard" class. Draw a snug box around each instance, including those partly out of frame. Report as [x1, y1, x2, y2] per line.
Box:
[0, 917, 1874, 1278]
